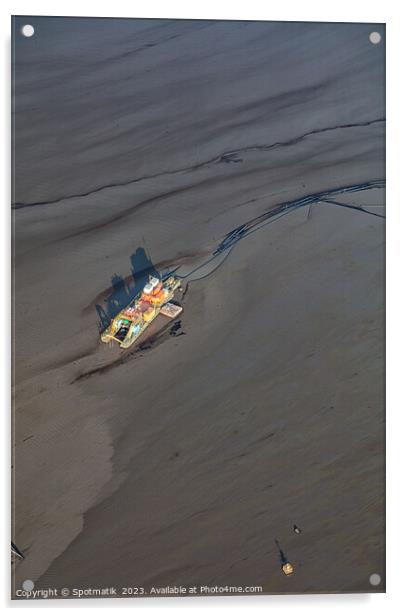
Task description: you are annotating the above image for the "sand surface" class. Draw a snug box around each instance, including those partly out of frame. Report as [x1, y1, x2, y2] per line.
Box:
[12, 17, 385, 596]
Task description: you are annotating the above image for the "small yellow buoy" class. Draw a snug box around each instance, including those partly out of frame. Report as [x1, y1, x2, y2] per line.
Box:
[282, 562, 294, 576]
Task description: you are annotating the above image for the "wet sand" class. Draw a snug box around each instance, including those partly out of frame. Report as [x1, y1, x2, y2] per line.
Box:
[12, 17, 385, 596]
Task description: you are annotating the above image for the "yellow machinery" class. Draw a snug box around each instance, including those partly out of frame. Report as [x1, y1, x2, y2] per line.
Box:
[101, 275, 182, 349]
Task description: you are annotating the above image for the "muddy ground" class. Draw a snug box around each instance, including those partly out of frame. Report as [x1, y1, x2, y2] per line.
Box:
[12, 17, 385, 596]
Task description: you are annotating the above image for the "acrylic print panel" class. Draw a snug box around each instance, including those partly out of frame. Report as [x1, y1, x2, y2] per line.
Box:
[11, 16, 385, 599]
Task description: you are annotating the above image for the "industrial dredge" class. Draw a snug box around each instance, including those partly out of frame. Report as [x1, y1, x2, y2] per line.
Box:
[101, 275, 182, 349]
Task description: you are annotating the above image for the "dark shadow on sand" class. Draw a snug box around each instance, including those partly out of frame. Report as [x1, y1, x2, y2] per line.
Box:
[96, 247, 159, 332]
[274, 538, 289, 566]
